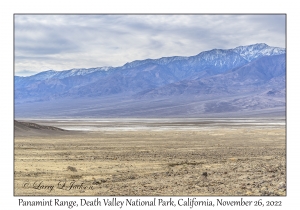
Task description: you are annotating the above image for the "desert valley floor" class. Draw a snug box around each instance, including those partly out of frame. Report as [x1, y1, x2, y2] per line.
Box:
[14, 118, 286, 196]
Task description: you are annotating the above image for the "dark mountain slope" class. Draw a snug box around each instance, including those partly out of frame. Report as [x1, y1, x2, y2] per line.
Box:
[135, 54, 286, 98]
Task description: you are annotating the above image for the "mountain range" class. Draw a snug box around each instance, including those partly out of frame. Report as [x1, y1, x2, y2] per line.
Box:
[14, 43, 286, 118]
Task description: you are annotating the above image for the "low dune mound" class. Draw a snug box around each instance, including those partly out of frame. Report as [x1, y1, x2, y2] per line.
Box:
[14, 120, 64, 131]
[14, 120, 65, 136]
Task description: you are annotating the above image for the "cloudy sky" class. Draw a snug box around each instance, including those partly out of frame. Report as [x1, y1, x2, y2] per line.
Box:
[15, 14, 286, 76]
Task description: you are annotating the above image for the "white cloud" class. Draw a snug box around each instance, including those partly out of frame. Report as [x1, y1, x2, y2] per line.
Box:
[14, 14, 286, 75]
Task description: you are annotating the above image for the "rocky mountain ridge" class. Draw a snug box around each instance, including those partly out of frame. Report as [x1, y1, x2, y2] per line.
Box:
[14, 43, 286, 118]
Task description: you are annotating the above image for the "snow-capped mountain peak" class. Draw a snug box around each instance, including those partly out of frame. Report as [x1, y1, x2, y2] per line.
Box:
[233, 43, 285, 62]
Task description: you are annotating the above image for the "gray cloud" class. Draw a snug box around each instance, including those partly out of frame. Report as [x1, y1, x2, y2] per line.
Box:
[14, 14, 286, 76]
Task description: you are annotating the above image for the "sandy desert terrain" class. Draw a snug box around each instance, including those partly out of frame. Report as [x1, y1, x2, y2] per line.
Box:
[14, 118, 286, 196]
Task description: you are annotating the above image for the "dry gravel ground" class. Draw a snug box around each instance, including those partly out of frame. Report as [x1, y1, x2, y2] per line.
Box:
[14, 119, 286, 196]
